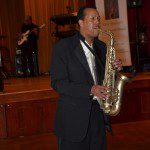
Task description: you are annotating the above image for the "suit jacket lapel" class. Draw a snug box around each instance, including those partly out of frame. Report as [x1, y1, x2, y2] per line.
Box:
[74, 43, 94, 84]
[71, 34, 106, 84]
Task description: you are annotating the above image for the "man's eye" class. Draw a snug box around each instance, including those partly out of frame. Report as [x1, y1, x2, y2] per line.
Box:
[95, 17, 100, 21]
[89, 17, 95, 21]
[89, 17, 100, 21]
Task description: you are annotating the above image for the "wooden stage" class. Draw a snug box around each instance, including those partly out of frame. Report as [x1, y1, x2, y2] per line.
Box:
[0, 73, 150, 140]
[1, 72, 150, 94]
[0, 75, 58, 139]
[2, 76, 52, 93]
[0, 72, 150, 150]
[0, 75, 57, 101]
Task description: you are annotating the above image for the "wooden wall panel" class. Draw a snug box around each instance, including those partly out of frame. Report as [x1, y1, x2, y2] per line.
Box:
[111, 80, 150, 124]
[5, 98, 57, 138]
[140, 88, 150, 118]
[6, 102, 35, 137]
[0, 104, 7, 138]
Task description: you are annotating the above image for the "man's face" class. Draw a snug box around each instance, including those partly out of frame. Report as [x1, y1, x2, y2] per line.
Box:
[79, 8, 101, 38]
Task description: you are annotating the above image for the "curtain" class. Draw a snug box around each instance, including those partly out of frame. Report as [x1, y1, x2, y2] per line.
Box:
[0, 0, 25, 73]
[23, 0, 86, 73]
[86, 0, 95, 6]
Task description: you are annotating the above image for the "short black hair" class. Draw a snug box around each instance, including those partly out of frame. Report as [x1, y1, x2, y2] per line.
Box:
[77, 6, 96, 21]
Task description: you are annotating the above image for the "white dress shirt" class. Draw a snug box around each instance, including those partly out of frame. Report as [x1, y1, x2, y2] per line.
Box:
[80, 40, 98, 85]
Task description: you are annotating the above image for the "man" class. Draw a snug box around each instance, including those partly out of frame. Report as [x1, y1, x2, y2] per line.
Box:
[19, 16, 39, 77]
[50, 6, 122, 150]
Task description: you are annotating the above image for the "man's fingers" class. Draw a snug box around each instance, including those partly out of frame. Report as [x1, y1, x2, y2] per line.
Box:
[91, 85, 111, 100]
[95, 87, 110, 100]
[113, 59, 123, 71]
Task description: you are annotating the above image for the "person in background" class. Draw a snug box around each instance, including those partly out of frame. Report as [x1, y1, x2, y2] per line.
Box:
[18, 15, 39, 77]
[50, 6, 122, 150]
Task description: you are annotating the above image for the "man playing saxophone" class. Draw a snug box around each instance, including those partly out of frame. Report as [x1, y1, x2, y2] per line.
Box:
[50, 6, 122, 150]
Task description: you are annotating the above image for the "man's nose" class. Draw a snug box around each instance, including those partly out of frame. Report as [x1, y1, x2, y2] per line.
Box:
[95, 20, 100, 26]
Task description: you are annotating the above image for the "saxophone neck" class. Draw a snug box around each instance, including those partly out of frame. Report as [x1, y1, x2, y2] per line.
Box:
[99, 28, 114, 46]
[110, 37, 114, 47]
[99, 28, 114, 36]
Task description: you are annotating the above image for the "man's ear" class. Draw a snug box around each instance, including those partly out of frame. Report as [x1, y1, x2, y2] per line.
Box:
[78, 20, 83, 27]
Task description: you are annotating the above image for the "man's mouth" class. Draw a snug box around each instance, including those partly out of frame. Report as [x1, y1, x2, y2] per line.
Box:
[93, 26, 99, 30]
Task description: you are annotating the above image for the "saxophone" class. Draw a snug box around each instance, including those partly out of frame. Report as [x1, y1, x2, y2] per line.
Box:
[98, 29, 130, 116]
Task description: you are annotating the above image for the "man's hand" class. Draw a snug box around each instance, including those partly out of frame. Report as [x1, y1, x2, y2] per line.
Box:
[113, 59, 122, 71]
[91, 85, 110, 100]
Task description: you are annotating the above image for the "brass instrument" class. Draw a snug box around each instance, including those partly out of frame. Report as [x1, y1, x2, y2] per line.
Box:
[98, 29, 130, 116]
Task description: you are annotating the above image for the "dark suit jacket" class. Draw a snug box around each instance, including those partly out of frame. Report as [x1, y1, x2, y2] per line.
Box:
[50, 33, 107, 142]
